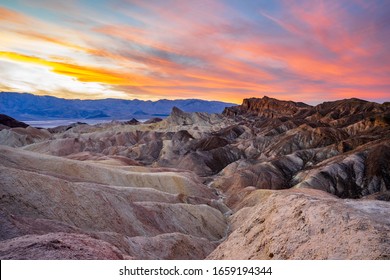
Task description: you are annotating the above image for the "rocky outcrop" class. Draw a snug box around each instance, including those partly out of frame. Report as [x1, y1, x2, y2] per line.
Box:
[212, 97, 390, 205]
[293, 140, 390, 198]
[0, 126, 51, 147]
[120, 233, 216, 260]
[167, 106, 226, 127]
[208, 189, 390, 260]
[0, 232, 131, 260]
[223, 96, 311, 118]
[307, 98, 389, 127]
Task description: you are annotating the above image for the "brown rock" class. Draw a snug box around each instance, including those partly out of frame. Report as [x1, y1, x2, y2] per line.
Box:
[0, 114, 28, 129]
[0, 232, 131, 260]
[116, 233, 217, 260]
[223, 96, 311, 118]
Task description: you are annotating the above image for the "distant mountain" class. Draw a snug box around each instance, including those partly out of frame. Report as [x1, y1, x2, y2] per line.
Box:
[0, 92, 236, 120]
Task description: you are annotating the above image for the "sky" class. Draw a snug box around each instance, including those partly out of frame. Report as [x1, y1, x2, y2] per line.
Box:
[0, 0, 389, 104]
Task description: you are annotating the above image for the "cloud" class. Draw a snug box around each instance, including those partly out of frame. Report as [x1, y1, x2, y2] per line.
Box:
[0, 6, 31, 24]
[0, 1, 389, 104]
[0, 59, 129, 99]
[0, 51, 149, 86]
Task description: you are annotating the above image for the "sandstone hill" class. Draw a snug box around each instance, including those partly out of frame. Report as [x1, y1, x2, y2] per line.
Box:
[0, 96, 389, 259]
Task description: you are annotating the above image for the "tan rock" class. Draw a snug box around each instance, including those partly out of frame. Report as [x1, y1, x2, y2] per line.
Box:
[0, 145, 214, 197]
[126, 233, 217, 260]
[207, 189, 390, 260]
[0, 165, 226, 240]
[0, 127, 51, 147]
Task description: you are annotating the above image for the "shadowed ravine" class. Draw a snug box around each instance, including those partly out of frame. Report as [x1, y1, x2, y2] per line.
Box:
[0, 97, 389, 259]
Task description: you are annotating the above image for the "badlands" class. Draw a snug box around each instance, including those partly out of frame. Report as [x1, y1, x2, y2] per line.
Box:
[0, 96, 389, 259]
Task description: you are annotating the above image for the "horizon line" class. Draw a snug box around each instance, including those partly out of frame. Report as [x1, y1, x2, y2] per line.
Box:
[1, 91, 390, 106]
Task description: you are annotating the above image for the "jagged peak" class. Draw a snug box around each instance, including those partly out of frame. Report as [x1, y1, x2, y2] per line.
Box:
[171, 106, 184, 114]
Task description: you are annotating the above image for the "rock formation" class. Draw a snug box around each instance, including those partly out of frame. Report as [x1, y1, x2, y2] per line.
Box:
[0, 232, 131, 260]
[0, 96, 389, 259]
[223, 96, 311, 118]
[0, 126, 51, 147]
[207, 189, 390, 260]
[0, 145, 228, 259]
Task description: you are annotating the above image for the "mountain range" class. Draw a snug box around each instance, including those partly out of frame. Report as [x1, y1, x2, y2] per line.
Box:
[0, 92, 236, 120]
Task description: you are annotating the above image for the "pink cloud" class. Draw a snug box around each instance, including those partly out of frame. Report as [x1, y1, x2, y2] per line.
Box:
[0, 1, 388, 103]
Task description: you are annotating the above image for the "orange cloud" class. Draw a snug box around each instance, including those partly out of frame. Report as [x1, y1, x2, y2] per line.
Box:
[0, 51, 149, 86]
[15, 30, 89, 52]
[0, 7, 31, 24]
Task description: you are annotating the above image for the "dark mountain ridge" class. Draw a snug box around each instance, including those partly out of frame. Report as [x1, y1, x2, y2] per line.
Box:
[0, 114, 29, 129]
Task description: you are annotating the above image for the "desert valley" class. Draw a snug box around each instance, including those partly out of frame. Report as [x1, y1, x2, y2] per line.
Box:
[1, 96, 389, 260]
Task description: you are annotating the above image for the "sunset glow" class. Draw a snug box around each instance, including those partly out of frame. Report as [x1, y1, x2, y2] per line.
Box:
[0, 0, 389, 104]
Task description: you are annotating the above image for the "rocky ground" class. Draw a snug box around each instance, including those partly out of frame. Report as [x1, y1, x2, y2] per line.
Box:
[0, 97, 389, 259]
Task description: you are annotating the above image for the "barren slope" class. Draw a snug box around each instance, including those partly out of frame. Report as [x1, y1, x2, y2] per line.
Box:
[0, 96, 389, 259]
